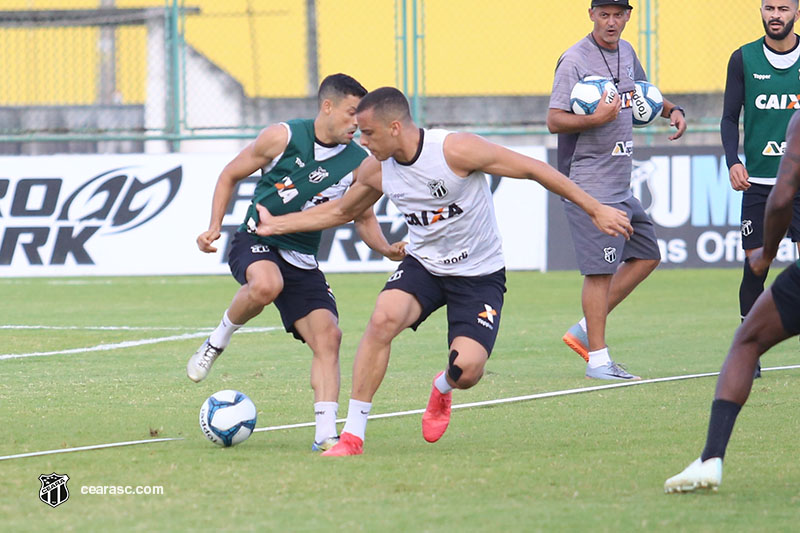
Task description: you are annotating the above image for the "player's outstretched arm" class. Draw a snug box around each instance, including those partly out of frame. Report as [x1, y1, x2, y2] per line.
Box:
[198, 124, 288, 253]
[443, 132, 633, 238]
[255, 157, 384, 237]
[750, 113, 800, 275]
[353, 207, 407, 261]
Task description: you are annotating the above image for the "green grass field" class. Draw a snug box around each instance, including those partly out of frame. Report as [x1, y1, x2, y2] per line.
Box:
[1, 269, 799, 532]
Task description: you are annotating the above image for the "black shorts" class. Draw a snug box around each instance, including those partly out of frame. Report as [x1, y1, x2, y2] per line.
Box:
[382, 255, 507, 354]
[228, 231, 337, 342]
[770, 261, 800, 337]
[740, 183, 800, 249]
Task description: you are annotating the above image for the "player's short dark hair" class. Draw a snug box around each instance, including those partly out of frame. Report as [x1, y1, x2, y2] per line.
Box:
[356, 87, 413, 123]
[318, 73, 367, 105]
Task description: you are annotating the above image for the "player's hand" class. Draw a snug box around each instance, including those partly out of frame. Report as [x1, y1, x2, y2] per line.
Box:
[729, 163, 751, 191]
[254, 203, 276, 236]
[592, 205, 633, 239]
[667, 111, 687, 141]
[385, 241, 407, 261]
[594, 90, 621, 125]
[748, 248, 773, 276]
[197, 228, 221, 253]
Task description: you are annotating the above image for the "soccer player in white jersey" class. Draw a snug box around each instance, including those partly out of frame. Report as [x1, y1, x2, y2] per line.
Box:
[189, 75, 404, 453]
[254, 87, 633, 456]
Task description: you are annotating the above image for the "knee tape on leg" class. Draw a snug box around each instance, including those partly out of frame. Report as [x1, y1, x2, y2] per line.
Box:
[447, 349, 463, 382]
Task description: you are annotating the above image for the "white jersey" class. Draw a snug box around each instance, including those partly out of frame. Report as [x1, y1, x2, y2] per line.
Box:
[381, 128, 505, 276]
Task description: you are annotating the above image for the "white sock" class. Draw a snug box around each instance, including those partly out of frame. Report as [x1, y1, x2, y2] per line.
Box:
[208, 310, 242, 349]
[341, 399, 371, 441]
[588, 347, 611, 368]
[434, 371, 453, 394]
[313, 401, 338, 443]
[578, 317, 587, 333]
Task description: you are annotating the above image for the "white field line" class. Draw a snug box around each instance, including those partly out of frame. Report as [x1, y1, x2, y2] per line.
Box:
[1, 325, 213, 331]
[2, 364, 798, 462]
[0, 438, 184, 461]
[0, 326, 280, 360]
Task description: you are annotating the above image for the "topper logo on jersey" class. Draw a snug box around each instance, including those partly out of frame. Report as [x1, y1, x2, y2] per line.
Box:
[0, 166, 181, 266]
[427, 179, 448, 198]
[754, 93, 800, 109]
[308, 166, 329, 184]
[404, 203, 464, 226]
[762, 141, 786, 156]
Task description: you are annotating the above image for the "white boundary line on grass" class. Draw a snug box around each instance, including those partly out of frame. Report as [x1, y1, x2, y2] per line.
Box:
[0, 438, 184, 461]
[0, 327, 280, 360]
[2, 364, 798, 462]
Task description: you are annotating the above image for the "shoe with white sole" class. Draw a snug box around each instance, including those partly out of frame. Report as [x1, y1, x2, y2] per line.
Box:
[187, 339, 223, 383]
[664, 457, 723, 493]
[585, 361, 640, 380]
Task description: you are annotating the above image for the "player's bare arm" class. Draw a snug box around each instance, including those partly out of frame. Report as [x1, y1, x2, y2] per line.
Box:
[353, 207, 407, 261]
[546, 90, 621, 134]
[442, 132, 633, 238]
[254, 156, 384, 237]
[197, 124, 288, 253]
[750, 113, 800, 274]
[661, 97, 687, 141]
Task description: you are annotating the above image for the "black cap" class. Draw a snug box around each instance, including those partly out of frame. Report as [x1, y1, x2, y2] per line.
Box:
[591, 0, 633, 9]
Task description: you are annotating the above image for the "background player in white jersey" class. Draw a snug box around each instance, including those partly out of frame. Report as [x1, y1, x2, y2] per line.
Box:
[254, 87, 633, 456]
[188, 74, 405, 452]
[665, 109, 800, 494]
[548, 0, 687, 380]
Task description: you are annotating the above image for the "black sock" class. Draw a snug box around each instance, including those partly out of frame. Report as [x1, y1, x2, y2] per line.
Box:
[739, 257, 768, 318]
[701, 399, 742, 461]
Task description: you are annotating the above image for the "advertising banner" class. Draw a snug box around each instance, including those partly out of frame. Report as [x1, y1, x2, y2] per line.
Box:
[0, 149, 546, 277]
[546, 146, 799, 270]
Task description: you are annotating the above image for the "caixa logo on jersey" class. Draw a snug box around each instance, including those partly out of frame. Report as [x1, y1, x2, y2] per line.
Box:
[0, 166, 181, 266]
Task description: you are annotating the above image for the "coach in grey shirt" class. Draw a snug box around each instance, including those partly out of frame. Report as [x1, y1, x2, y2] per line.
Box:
[546, 0, 687, 380]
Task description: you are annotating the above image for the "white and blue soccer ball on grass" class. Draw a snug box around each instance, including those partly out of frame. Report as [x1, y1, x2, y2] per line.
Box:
[199, 390, 257, 447]
[569, 76, 617, 115]
[632, 80, 664, 127]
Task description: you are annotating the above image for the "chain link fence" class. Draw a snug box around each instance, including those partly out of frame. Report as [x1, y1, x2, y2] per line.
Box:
[0, 1, 766, 153]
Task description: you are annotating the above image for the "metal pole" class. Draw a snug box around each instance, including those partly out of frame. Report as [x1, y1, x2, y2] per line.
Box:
[402, 0, 408, 96]
[305, 0, 318, 96]
[168, 0, 181, 151]
[411, 0, 418, 121]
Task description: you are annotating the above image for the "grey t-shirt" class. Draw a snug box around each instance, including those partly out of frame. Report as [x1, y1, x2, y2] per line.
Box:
[549, 34, 646, 203]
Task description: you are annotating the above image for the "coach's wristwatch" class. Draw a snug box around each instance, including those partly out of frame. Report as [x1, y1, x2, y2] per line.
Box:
[668, 106, 685, 118]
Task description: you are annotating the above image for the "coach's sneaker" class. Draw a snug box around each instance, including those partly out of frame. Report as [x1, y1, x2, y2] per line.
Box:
[562, 322, 589, 362]
[321, 432, 363, 456]
[422, 372, 452, 443]
[187, 339, 223, 383]
[312, 436, 339, 452]
[664, 457, 723, 493]
[585, 361, 640, 380]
